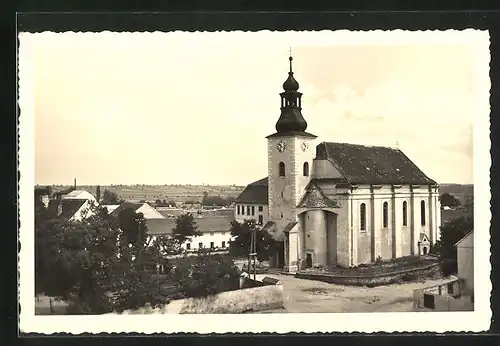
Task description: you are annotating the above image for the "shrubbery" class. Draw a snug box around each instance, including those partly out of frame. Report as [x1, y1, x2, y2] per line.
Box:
[173, 251, 240, 298]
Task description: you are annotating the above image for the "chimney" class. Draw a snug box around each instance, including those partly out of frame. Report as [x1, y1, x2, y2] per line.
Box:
[74, 178, 77, 190]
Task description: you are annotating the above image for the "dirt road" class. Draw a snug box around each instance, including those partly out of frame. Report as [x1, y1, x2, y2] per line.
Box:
[259, 274, 456, 313]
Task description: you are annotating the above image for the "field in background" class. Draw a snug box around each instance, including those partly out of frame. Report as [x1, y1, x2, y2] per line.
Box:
[439, 184, 474, 206]
[47, 184, 245, 203]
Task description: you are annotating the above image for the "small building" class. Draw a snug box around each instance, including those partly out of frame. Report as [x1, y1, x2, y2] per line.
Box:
[455, 231, 474, 296]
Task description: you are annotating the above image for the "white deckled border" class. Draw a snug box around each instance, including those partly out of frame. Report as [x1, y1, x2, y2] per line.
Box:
[18, 29, 491, 334]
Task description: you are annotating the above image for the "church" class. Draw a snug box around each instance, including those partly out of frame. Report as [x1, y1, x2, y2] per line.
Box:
[234, 55, 441, 273]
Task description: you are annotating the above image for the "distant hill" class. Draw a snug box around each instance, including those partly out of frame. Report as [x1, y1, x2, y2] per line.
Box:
[439, 184, 474, 205]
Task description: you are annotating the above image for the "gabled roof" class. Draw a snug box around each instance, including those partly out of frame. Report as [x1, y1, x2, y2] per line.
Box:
[454, 231, 474, 247]
[235, 177, 269, 204]
[316, 142, 436, 185]
[62, 190, 96, 201]
[297, 182, 339, 208]
[59, 199, 87, 219]
[419, 233, 430, 243]
[110, 202, 144, 217]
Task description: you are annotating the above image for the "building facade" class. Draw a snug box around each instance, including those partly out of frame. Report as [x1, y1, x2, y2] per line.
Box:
[235, 55, 441, 272]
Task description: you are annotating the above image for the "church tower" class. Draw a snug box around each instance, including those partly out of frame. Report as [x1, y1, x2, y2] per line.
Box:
[266, 54, 317, 243]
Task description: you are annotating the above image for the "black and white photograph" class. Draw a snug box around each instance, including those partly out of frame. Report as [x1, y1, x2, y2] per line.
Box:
[18, 29, 491, 333]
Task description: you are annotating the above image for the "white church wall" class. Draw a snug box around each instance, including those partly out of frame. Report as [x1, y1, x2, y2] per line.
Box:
[352, 186, 372, 265]
[293, 136, 316, 208]
[373, 186, 394, 261]
[312, 159, 343, 180]
[304, 210, 328, 267]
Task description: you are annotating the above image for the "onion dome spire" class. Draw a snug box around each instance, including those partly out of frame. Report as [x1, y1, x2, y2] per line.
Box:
[274, 52, 308, 134]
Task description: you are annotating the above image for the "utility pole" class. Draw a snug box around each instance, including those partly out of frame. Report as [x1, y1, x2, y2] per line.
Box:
[249, 226, 257, 281]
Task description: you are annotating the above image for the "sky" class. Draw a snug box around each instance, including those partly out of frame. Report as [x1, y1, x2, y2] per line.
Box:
[22, 31, 488, 186]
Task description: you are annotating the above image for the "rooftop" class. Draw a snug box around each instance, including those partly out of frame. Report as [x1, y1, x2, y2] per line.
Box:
[316, 142, 436, 185]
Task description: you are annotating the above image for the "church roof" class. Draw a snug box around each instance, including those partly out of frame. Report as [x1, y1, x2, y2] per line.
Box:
[235, 177, 269, 204]
[297, 182, 338, 208]
[316, 142, 436, 185]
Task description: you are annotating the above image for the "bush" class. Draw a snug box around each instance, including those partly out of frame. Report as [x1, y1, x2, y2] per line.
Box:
[440, 258, 457, 277]
[173, 253, 240, 298]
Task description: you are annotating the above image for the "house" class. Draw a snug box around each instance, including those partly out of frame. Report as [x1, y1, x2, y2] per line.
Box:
[145, 215, 232, 252]
[455, 231, 474, 296]
[235, 55, 441, 272]
[234, 177, 269, 226]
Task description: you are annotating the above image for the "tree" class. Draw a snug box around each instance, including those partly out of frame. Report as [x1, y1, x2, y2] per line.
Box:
[439, 193, 461, 208]
[171, 213, 201, 245]
[434, 215, 473, 276]
[96, 185, 101, 202]
[173, 252, 240, 298]
[102, 189, 122, 205]
[228, 220, 277, 262]
[35, 203, 177, 314]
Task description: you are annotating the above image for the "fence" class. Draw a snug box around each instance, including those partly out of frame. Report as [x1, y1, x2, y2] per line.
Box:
[413, 278, 474, 311]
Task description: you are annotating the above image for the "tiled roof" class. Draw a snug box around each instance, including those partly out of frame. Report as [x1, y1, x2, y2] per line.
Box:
[235, 177, 269, 204]
[282, 222, 298, 233]
[145, 219, 175, 235]
[59, 199, 87, 219]
[145, 216, 232, 235]
[316, 142, 436, 185]
[261, 221, 275, 232]
[297, 183, 338, 208]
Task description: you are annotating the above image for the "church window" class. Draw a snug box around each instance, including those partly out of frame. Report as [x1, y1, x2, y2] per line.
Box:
[242, 206, 245, 215]
[382, 202, 388, 228]
[402, 201, 408, 226]
[258, 215, 263, 225]
[237, 205, 240, 215]
[251, 206, 255, 216]
[303, 162, 309, 176]
[247, 206, 251, 215]
[258, 205, 263, 212]
[279, 162, 285, 176]
[420, 200, 426, 226]
[360, 203, 367, 231]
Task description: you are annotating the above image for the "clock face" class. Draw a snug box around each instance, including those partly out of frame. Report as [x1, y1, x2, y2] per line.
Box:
[301, 142, 309, 152]
[277, 141, 286, 152]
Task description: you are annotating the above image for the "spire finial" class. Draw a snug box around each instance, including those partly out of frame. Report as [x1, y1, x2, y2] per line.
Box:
[289, 47, 293, 73]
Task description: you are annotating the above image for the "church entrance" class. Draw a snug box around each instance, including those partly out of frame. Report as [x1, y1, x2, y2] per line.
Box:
[306, 253, 312, 268]
[274, 241, 285, 268]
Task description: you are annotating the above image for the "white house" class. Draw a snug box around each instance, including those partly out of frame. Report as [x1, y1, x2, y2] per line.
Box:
[455, 231, 474, 296]
[61, 190, 97, 203]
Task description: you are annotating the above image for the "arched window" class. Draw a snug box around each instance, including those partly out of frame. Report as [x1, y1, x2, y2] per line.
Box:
[420, 200, 426, 226]
[383, 202, 388, 228]
[360, 203, 367, 231]
[279, 162, 285, 177]
[402, 201, 408, 226]
[303, 162, 309, 176]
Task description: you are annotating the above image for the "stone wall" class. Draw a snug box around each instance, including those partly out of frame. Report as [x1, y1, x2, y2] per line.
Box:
[295, 263, 440, 287]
